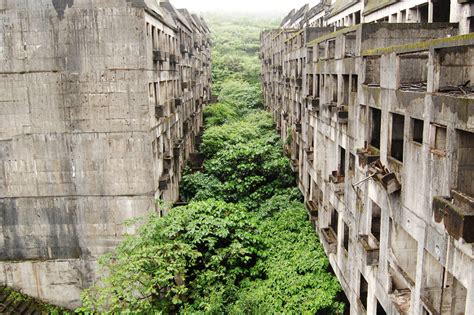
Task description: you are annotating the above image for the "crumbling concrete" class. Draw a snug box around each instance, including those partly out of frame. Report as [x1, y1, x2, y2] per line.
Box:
[0, 0, 211, 308]
[261, 1, 474, 314]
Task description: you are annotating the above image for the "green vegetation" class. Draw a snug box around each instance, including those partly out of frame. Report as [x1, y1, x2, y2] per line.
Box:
[0, 286, 65, 314]
[79, 14, 344, 314]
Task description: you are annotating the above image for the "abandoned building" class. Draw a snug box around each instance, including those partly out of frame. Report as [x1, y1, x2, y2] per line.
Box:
[0, 0, 211, 308]
[261, 0, 474, 314]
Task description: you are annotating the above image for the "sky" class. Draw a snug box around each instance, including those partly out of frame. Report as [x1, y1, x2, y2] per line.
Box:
[171, 0, 321, 14]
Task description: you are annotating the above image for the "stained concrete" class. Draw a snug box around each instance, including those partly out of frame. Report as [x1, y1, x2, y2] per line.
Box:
[0, 0, 211, 308]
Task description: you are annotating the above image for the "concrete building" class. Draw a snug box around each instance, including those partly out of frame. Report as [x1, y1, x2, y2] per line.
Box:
[261, 1, 474, 314]
[0, 0, 211, 308]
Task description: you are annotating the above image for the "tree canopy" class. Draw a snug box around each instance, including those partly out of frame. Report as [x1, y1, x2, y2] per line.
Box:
[79, 13, 344, 314]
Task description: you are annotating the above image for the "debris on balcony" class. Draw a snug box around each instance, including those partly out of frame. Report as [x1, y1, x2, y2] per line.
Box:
[368, 160, 401, 194]
[438, 81, 474, 98]
[389, 289, 411, 315]
[356, 147, 380, 168]
[400, 82, 427, 92]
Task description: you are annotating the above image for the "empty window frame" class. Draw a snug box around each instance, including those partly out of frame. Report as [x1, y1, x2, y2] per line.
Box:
[377, 300, 387, 315]
[399, 52, 428, 91]
[365, 57, 381, 86]
[343, 222, 350, 252]
[437, 46, 474, 93]
[370, 107, 382, 149]
[308, 74, 314, 96]
[318, 42, 326, 60]
[314, 74, 320, 97]
[331, 75, 338, 102]
[456, 129, 474, 196]
[349, 153, 355, 175]
[418, 4, 429, 23]
[339, 146, 346, 176]
[328, 40, 336, 59]
[342, 74, 350, 105]
[389, 220, 418, 283]
[432, 0, 451, 23]
[430, 123, 447, 153]
[390, 113, 405, 162]
[360, 274, 368, 310]
[422, 250, 467, 314]
[344, 32, 357, 57]
[371, 201, 381, 242]
[351, 75, 358, 93]
[411, 118, 424, 144]
[355, 11, 361, 24]
[330, 208, 339, 235]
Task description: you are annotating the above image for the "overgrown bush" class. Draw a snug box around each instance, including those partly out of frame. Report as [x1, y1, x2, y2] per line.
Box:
[79, 13, 344, 314]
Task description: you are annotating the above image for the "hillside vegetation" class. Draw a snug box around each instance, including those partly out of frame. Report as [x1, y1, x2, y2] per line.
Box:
[79, 14, 344, 314]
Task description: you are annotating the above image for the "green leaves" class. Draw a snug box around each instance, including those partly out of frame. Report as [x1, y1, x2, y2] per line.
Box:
[79, 13, 344, 314]
[218, 80, 263, 109]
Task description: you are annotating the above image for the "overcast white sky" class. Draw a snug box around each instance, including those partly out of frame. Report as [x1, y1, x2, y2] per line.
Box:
[171, 0, 321, 14]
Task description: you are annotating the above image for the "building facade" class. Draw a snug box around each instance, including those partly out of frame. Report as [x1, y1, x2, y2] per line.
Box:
[0, 0, 211, 308]
[261, 1, 474, 314]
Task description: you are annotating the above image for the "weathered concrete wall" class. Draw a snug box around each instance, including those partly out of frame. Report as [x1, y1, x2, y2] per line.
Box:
[261, 20, 474, 315]
[0, 0, 211, 309]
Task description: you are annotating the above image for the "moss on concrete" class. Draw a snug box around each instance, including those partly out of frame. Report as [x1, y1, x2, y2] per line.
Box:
[362, 33, 474, 56]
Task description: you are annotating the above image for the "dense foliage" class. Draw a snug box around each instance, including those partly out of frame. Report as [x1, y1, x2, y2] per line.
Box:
[79, 13, 344, 314]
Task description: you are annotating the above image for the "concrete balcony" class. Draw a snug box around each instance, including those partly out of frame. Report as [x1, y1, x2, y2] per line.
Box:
[369, 160, 401, 194]
[337, 107, 348, 124]
[433, 190, 474, 243]
[359, 234, 379, 266]
[321, 227, 337, 255]
[356, 147, 380, 168]
[153, 49, 167, 62]
[305, 200, 318, 221]
[329, 171, 345, 195]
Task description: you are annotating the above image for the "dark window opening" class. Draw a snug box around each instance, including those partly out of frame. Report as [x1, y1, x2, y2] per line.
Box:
[456, 129, 474, 196]
[339, 146, 346, 176]
[343, 222, 349, 252]
[332, 75, 338, 102]
[370, 108, 381, 149]
[419, 4, 429, 23]
[344, 32, 357, 57]
[355, 11, 361, 24]
[371, 202, 381, 242]
[399, 52, 428, 91]
[390, 113, 405, 162]
[318, 42, 326, 59]
[351, 75, 358, 93]
[328, 40, 336, 59]
[342, 75, 350, 105]
[330, 209, 339, 235]
[365, 57, 381, 86]
[470, 17, 474, 33]
[377, 300, 387, 315]
[432, 0, 451, 23]
[437, 46, 474, 94]
[412, 118, 424, 144]
[315, 74, 320, 97]
[308, 74, 314, 96]
[360, 274, 368, 310]
[349, 153, 355, 175]
[430, 124, 447, 153]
